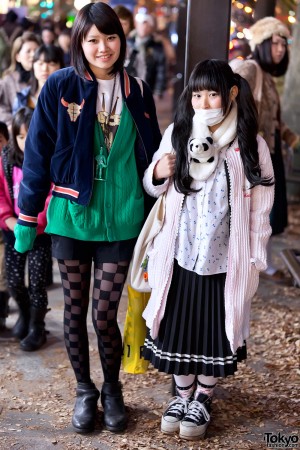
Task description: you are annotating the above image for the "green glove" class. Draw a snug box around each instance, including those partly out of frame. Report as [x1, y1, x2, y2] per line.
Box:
[14, 223, 37, 253]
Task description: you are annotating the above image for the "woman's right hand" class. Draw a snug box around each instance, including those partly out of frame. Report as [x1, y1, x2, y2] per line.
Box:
[5, 217, 17, 231]
[153, 153, 176, 180]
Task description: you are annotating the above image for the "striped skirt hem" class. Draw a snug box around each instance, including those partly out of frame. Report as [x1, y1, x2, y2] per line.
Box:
[142, 259, 247, 377]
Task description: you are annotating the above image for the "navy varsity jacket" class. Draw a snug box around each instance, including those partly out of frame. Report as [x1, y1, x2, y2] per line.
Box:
[17, 67, 162, 227]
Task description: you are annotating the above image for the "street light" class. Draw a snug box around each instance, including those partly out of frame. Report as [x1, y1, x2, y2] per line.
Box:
[74, 0, 91, 11]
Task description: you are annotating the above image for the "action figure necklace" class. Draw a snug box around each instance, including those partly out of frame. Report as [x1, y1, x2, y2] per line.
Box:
[95, 74, 117, 181]
[102, 74, 117, 152]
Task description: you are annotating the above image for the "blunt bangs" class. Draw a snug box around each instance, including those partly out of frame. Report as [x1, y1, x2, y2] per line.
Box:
[33, 44, 64, 67]
[190, 71, 221, 95]
[12, 106, 33, 157]
[71, 2, 126, 78]
[189, 60, 234, 113]
[12, 106, 33, 136]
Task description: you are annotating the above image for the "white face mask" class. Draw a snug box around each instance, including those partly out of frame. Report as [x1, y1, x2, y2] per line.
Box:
[193, 108, 225, 126]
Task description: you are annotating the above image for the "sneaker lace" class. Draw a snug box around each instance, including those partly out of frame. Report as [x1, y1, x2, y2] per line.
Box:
[165, 396, 190, 416]
[185, 400, 210, 423]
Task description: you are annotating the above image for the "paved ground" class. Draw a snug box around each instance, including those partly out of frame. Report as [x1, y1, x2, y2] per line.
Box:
[0, 90, 299, 449]
[0, 231, 299, 450]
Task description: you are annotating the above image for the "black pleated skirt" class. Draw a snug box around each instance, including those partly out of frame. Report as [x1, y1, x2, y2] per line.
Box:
[143, 260, 247, 378]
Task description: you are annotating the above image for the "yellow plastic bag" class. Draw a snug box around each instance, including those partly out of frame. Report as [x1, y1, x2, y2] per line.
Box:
[122, 285, 150, 374]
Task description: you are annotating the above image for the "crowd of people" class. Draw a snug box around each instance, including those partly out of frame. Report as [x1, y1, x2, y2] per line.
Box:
[0, 1, 298, 443]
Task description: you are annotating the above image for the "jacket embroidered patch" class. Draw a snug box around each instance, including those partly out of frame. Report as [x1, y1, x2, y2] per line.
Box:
[61, 98, 85, 122]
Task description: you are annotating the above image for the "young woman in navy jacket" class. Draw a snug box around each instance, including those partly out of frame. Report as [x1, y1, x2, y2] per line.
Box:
[14, 2, 161, 435]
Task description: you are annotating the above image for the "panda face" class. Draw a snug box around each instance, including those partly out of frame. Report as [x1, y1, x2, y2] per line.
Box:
[188, 115, 218, 181]
[189, 137, 214, 163]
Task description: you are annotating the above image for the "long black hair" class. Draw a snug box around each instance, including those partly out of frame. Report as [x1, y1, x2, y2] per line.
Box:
[172, 59, 273, 195]
[252, 37, 289, 77]
[9, 107, 33, 167]
[71, 2, 126, 79]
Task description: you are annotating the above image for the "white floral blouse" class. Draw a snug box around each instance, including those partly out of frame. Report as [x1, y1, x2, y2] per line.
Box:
[174, 146, 230, 275]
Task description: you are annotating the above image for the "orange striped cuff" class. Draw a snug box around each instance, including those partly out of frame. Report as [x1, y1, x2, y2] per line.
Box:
[18, 213, 38, 224]
[53, 185, 79, 198]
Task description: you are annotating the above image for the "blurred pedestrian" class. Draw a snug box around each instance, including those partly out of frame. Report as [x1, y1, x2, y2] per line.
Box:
[13, 44, 64, 113]
[113, 5, 134, 37]
[57, 29, 71, 67]
[232, 17, 300, 283]
[0, 28, 11, 77]
[41, 25, 56, 46]
[0, 31, 41, 127]
[0, 107, 52, 350]
[0, 121, 9, 152]
[13, 1, 161, 435]
[1, 10, 23, 44]
[0, 234, 9, 331]
[155, 27, 176, 83]
[114, 5, 146, 81]
[127, 11, 167, 98]
[141, 59, 274, 440]
[12, 44, 64, 287]
[0, 121, 10, 331]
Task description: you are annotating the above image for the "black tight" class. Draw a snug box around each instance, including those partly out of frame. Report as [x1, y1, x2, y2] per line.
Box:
[58, 259, 129, 383]
[5, 239, 51, 309]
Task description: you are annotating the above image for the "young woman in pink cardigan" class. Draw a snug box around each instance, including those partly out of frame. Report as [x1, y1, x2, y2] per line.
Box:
[0, 107, 52, 351]
[141, 60, 274, 441]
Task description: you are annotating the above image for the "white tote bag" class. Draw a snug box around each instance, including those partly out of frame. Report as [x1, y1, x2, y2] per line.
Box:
[130, 193, 166, 292]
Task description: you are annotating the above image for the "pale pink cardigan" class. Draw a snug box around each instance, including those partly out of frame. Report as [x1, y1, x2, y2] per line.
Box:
[142, 135, 274, 353]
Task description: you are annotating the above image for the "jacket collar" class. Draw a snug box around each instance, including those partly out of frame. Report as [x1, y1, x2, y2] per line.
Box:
[84, 69, 94, 81]
[123, 69, 131, 98]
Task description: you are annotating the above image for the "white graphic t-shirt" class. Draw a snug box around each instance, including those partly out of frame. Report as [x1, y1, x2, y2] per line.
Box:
[96, 74, 123, 150]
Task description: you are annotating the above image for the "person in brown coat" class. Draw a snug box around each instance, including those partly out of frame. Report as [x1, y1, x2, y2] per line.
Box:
[232, 17, 300, 283]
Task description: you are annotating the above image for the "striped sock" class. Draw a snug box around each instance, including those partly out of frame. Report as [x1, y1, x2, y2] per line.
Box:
[195, 375, 217, 399]
[174, 375, 196, 399]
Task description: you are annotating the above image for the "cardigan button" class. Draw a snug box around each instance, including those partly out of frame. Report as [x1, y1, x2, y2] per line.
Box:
[106, 203, 111, 208]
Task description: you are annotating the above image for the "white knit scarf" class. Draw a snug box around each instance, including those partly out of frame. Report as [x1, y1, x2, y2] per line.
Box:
[211, 101, 238, 149]
[188, 102, 238, 181]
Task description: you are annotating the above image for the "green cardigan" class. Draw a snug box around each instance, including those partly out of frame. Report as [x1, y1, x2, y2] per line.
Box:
[46, 104, 144, 241]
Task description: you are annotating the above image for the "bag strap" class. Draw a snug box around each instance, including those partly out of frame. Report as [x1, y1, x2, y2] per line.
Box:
[135, 77, 144, 97]
[247, 60, 263, 105]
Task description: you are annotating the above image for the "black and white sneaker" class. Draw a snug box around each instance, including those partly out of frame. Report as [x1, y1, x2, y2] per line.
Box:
[161, 396, 191, 434]
[179, 393, 211, 440]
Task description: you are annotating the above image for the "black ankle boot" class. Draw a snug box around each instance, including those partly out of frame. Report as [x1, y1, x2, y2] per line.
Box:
[20, 307, 49, 351]
[11, 295, 31, 339]
[101, 381, 127, 432]
[72, 382, 100, 433]
[0, 291, 9, 331]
